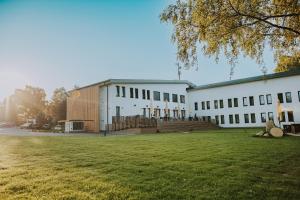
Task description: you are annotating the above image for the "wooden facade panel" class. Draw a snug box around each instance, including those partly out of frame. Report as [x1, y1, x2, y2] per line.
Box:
[67, 85, 100, 132]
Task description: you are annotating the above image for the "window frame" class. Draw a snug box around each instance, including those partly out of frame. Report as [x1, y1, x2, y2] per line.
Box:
[163, 93, 170, 102]
[215, 115, 219, 125]
[206, 101, 210, 110]
[122, 86, 126, 97]
[261, 112, 266, 123]
[277, 93, 284, 103]
[287, 111, 294, 122]
[220, 115, 225, 124]
[250, 113, 256, 123]
[259, 95, 265, 105]
[229, 114, 234, 124]
[172, 94, 178, 103]
[235, 114, 240, 124]
[180, 95, 185, 103]
[243, 97, 248, 106]
[116, 86, 120, 97]
[266, 94, 272, 104]
[194, 102, 198, 111]
[249, 96, 254, 106]
[153, 91, 160, 101]
[234, 98, 238, 107]
[228, 99, 232, 108]
[298, 91, 300, 102]
[135, 88, 139, 99]
[147, 90, 150, 100]
[285, 92, 292, 103]
[268, 112, 274, 121]
[201, 101, 205, 110]
[244, 114, 249, 124]
[214, 100, 218, 109]
[219, 99, 224, 108]
[130, 88, 134, 98]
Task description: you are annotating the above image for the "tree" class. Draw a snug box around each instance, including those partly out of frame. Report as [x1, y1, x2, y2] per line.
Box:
[48, 87, 67, 123]
[274, 51, 300, 72]
[160, 0, 300, 68]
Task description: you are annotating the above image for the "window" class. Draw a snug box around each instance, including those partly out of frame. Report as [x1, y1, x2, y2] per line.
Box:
[163, 93, 170, 102]
[73, 122, 84, 130]
[244, 114, 249, 123]
[266, 94, 272, 104]
[130, 88, 134, 98]
[214, 100, 218, 109]
[180, 95, 185, 103]
[220, 115, 225, 124]
[229, 114, 234, 124]
[219, 99, 224, 108]
[215, 116, 219, 125]
[259, 95, 265, 105]
[249, 96, 254, 106]
[142, 89, 146, 99]
[287, 111, 294, 122]
[202, 101, 205, 110]
[250, 113, 256, 123]
[153, 91, 160, 101]
[243, 97, 248, 106]
[116, 106, 120, 117]
[135, 88, 139, 99]
[116, 86, 120, 97]
[285, 92, 292, 103]
[142, 108, 146, 117]
[298, 91, 300, 102]
[280, 112, 286, 122]
[228, 99, 232, 108]
[147, 90, 150, 100]
[235, 114, 240, 124]
[172, 94, 178, 102]
[122, 86, 126, 97]
[261, 113, 266, 123]
[207, 116, 211, 122]
[194, 102, 198, 111]
[234, 98, 238, 107]
[206, 101, 210, 110]
[268, 112, 274, 121]
[277, 93, 284, 103]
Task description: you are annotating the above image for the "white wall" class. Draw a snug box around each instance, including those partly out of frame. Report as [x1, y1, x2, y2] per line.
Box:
[187, 75, 300, 128]
[99, 83, 190, 131]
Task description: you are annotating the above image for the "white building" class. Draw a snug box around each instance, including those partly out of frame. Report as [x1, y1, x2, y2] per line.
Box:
[66, 70, 300, 132]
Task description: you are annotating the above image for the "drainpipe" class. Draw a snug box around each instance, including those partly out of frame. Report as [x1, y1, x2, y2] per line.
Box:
[105, 85, 109, 136]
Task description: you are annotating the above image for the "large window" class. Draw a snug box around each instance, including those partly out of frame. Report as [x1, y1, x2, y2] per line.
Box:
[285, 92, 292, 103]
[229, 114, 234, 124]
[142, 89, 146, 99]
[202, 101, 205, 110]
[235, 114, 240, 124]
[220, 115, 225, 124]
[249, 96, 254, 106]
[147, 90, 150, 100]
[244, 114, 249, 123]
[259, 95, 265, 105]
[180, 95, 185, 103]
[215, 115, 219, 125]
[135, 88, 139, 99]
[219, 99, 224, 108]
[116, 86, 120, 97]
[206, 101, 210, 110]
[73, 122, 84, 131]
[214, 100, 218, 109]
[243, 97, 248, 106]
[194, 102, 198, 111]
[266, 94, 272, 104]
[268, 112, 274, 121]
[280, 112, 286, 122]
[228, 99, 232, 108]
[116, 106, 120, 117]
[261, 113, 266, 123]
[277, 93, 284, 103]
[130, 88, 134, 98]
[172, 94, 178, 102]
[288, 111, 294, 122]
[234, 98, 238, 107]
[163, 93, 170, 102]
[250, 113, 256, 123]
[153, 91, 160, 101]
[122, 86, 126, 97]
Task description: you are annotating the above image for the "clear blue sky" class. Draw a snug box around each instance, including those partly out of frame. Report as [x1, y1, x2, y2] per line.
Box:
[0, 0, 275, 101]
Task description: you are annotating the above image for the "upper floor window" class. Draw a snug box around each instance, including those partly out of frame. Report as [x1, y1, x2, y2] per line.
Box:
[219, 100, 224, 108]
[130, 88, 134, 98]
[259, 95, 265, 105]
[261, 113, 266, 123]
[147, 90, 150, 100]
[298, 91, 300, 102]
[249, 96, 254, 106]
[266, 94, 272, 104]
[250, 113, 256, 123]
[287, 111, 294, 122]
[228, 99, 232, 108]
[172, 94, 178, 102]
[142, 89, 146, 99]
[135, 88, 139, 99]
[277, 93, 284, 103]
[194, 102, 198, 111]
[153, 91, 160, 101]
[285, 92, 292, 103]
[202, 101, 205, 110]
[234, 98, 238, 107]
[244, 114, 249, 124]
[116, 86, 120, 97]
[121, 86, 126, 97]
[163, 93, 170, 102]
[229, 114, 234, 124]
[243, 97, 248, 106]
[235, 114, 240, 124]
[180, 95, 185, 103]
[206, 101, 210, 110]
[214, 100, 218, 109]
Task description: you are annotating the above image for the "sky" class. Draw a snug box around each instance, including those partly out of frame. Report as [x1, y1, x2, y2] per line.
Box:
[0, 0, 276, 101]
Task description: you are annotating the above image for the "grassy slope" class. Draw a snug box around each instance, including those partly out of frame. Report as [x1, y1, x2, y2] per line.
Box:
[0, 129, 299, 200]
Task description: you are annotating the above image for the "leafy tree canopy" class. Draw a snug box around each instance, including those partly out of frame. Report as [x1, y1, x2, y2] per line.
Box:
[160, 0, 300, 68]
[274, 51, 300, 72]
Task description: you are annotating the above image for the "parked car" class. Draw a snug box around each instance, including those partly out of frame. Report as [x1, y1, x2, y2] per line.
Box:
[20, 122, 32, 129]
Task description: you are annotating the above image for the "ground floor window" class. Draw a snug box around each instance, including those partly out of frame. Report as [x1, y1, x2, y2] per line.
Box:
[280, 112, 286, 122]
[268, 112, 274, 121]
[235, 114, 240, 124]
[220, 115, 225, 124]
[116, 106, 120, 117]
[229, 114, 233, 124]
[215, 115, 219, 125]
[261, 113, 266, 123]
[142, 108, 146, 117]
[181, 110, 186, 119]
[73, 122, 84, 130]
[244, 114, 249, 124]
[287, 111, 294, 122]
[154, 108, 161, 118]
[251, 113, 256, 123]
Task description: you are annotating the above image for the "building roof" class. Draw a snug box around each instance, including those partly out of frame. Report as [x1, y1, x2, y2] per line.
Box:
[188, 69, 300, 91]
[71, 79, 195, 91]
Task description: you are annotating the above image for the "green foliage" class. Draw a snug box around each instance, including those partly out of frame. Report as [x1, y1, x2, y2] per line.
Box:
[160, 0, 300, 68]
[48, 87, 67, 123]
[0, 129, 300, 199]
[275, 51, 300, 72]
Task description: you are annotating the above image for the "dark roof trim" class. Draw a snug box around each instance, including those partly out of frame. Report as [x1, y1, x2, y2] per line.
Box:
[188, 69, 300, 91]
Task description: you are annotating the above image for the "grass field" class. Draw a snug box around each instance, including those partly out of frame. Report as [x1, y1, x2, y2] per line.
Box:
[0, 129, 300, 200]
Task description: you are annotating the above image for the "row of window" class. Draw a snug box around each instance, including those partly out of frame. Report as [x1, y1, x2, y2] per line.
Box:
[194, 91, 300, 111]
[116, 86, 186, 103]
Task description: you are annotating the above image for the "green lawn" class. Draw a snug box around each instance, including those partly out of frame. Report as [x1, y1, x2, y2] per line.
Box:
[0, 129, 300, 200]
